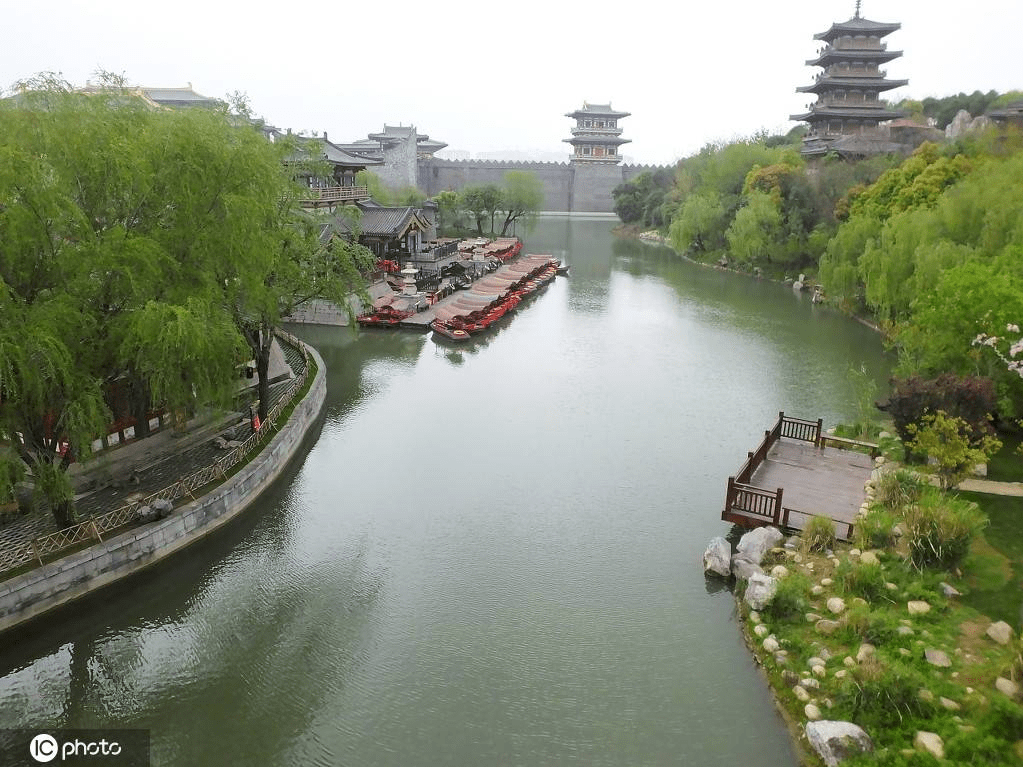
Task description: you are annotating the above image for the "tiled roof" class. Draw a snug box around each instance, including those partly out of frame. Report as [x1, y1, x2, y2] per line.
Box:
[987, 100, 1023, 119]
[563, 135, 631, 145]
[358, 206, 419, 237]
[565, 103, 630, 119]
[797, 77, 908, 94]
[814, 17, 901, 42]
[140, 86, 222, 108]
[290, 136, 382, 167]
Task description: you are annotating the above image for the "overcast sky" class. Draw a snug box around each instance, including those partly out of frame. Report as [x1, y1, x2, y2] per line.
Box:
[4, 0, 1021, 166]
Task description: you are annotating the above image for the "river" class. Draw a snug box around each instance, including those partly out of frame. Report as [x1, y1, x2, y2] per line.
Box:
[0, 217, 891, 766]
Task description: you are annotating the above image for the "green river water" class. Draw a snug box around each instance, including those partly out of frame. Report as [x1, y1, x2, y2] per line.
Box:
[0, 217, 891, 766]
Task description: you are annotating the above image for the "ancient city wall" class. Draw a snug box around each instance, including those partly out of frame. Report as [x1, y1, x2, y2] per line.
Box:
[418, 159, 669, 214]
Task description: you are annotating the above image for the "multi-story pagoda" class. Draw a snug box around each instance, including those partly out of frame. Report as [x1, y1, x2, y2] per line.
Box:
[564, 103, 630, 164]
[790, 2, 908, 157]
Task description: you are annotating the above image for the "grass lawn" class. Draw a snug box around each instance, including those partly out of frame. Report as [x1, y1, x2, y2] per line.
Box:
[988, 433, 1023, 482]
[960, 490, 1023, 627]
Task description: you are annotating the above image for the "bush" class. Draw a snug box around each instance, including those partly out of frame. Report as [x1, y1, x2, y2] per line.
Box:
[906, 411, 1002, 490]
[834, 662, 933, 730]
[855, 507, 899, 550]
[837, 559, 890, 602]
[903, 488, 987, 570]
[882, 374, 998, 457]
[873, 468, 926, 511]
[842, 605, 900, 646]
[761, 572, 812, 623]
[944, 694, 1023, 765]
[800, 515, 837, 554]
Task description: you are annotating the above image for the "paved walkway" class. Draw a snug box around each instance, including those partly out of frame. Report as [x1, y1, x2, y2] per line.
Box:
[957, 477, 1023, 497]
[0, 339, 307, 554]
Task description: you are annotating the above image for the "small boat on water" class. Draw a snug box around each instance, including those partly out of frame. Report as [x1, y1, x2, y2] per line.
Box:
[356, 304, 414, 328]
[430, 255, 558, 343]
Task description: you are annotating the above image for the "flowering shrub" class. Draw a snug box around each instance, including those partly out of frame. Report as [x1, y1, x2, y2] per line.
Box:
[973, 323, 1023, 378]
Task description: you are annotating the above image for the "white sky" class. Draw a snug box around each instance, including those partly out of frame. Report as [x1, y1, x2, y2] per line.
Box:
[4, 0, 1021, 166]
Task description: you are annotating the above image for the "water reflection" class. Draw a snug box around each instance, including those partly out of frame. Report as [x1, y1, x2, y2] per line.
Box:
[0, 218, 893, 767]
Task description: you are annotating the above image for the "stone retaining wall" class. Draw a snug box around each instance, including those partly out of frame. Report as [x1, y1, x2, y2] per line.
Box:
[0, 344, 327, 635]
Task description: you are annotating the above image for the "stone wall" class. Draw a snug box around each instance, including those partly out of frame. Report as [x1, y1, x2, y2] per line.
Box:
[418, 158, 669, 214]
[377, 129, 420, 189]
[0, 345, 327, 635]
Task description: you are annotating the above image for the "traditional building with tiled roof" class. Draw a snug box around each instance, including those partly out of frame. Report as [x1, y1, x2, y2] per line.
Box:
[138, 84, 223, 109]
[337, 125, 447, 190]
[790, 2, 908, 157]
[333, 201, 432, 260]
[286, 133, 383, 209]
[986, 99, 1023, 129]
[564, 103, 630, 164]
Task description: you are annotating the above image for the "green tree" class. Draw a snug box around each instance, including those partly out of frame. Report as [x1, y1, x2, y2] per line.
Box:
[459, 184, 503, 236]
[725, 190, 782, 266]
[668, 192, 727, 255]
[0, 78, 368, 521]
[433, 190, 462, 234]
[498, 171, 543, 237]
[906, 411, 1001, 490]
[356, 170, 392, 204]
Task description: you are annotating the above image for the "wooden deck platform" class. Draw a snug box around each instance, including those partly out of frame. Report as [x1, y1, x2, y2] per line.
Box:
[749, 439, 874, 534]
[722, 413, 879, 540]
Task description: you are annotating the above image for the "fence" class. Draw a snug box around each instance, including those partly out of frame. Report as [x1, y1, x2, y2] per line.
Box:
[721, 411, 875, 540]
[0, 332, 311, 578]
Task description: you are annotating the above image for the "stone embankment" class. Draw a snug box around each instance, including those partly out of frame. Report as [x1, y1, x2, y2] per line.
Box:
[0, 341, 327, 635]
[703, 506, 1023, 766]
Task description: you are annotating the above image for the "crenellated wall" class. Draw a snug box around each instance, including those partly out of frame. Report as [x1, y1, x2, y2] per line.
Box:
[418, 158, 669, 213]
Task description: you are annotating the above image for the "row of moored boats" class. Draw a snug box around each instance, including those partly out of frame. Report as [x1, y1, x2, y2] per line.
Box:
[430, 255, 560, 342]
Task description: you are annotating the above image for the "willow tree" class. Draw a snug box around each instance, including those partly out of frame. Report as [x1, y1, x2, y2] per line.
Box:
[498, 171, 543, 236]
[0, 77, 371, 522]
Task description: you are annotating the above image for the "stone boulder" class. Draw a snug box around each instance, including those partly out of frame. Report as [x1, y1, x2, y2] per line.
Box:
[744, 572, 778, 611]
[827, 597, 846, 615]
[805, 721, 874, 767]
[945, 109, 975, 139]
[907, 600, 931, 616]
[996, 677, 1020, 699]
[736, 526, 784, 566]
[986, 620, 1013, 646]
[152, 498, 173, 517]
[858, 551, 879, 566]
[815, 619, 842, 635]
[731, 557, 765, 581]
[703, 537, 732, 578]
[914, 731, 944, 759]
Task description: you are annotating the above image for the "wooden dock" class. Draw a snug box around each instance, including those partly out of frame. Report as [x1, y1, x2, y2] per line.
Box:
[722, 413, 880, 540]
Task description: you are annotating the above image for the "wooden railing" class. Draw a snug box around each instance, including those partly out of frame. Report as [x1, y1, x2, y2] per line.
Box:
[0, 332, 312, 578]
[722, 412, 875, 541]
[724, 478, 783, 527]
[780, 506, 856, 542]
[780, 414, 823, 444]
[819, 433, 881, 457]
[299, 185, 368, 204]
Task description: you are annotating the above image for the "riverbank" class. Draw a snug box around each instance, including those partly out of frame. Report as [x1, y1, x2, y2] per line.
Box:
[0, 335, 327, 635]
[614, 224, 888, 335]
[718, 468, 1023, 766]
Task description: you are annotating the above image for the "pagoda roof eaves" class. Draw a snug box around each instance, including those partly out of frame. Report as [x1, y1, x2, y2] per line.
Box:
[797, 77, 909, 93]
[813, 17, 901, 42]
[562, 136, 631, 145]
[806, 49, 902, 66]
[565, 103, 630, 119]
